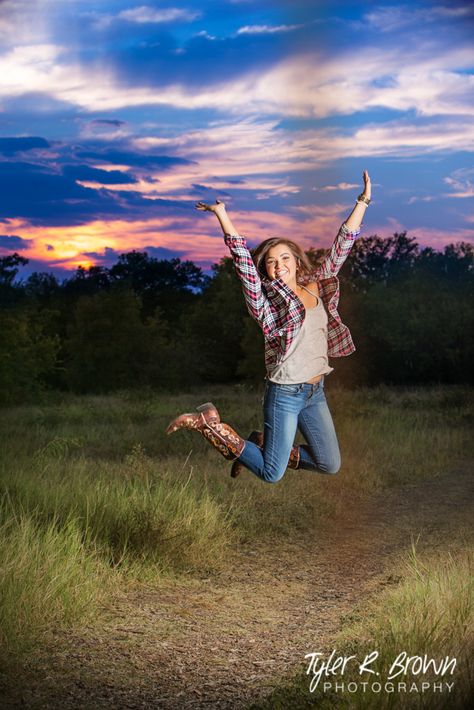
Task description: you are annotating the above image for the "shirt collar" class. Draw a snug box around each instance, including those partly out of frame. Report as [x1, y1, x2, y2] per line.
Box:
[263, 276, 305, 307]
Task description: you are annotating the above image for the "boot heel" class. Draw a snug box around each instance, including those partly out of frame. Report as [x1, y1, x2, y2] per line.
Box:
[196, 402, 220, 424]
[196, 402, 216, 412]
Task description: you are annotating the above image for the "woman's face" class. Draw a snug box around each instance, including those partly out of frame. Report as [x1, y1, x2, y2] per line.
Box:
[264, 244, 298, 284]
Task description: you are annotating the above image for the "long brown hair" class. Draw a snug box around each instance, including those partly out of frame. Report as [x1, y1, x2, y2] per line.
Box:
[251, 238, 313, 283]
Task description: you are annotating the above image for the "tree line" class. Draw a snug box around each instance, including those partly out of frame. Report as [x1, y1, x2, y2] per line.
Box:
[0, 232, 472, 404]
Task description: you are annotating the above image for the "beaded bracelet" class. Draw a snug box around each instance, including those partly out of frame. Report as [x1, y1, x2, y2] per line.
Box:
[357, 193, 371, 205]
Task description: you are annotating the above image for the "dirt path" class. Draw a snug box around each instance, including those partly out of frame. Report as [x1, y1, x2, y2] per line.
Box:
[5, 463, 474, 709]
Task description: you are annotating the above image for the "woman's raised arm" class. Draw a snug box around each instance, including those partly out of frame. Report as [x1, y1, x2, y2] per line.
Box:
[344, 170, 371, 233]
[195, 199, 239, 236]
[312, 171, 372, 280]
[195, 199, 275, 335]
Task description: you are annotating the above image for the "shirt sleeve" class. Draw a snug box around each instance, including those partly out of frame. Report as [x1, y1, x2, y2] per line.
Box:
[313, 222, 360, 279]
[223, 233, 275, 335]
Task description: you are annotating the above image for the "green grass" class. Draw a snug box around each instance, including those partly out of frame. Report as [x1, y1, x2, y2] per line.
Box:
[0, 505, 111, 658]
[0, 384, 472, 668]
[251, 540, 474, 709]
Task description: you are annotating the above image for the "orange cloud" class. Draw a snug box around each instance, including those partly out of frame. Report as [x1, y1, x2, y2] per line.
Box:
[5, 203, 365, 272]
[5, 208, 471, 275]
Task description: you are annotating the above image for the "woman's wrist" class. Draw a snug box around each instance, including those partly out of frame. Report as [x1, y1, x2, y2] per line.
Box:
[356, 193, 371, 205]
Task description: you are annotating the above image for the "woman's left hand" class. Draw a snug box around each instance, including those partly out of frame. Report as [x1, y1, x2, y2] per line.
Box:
[362, 170, 371, 200]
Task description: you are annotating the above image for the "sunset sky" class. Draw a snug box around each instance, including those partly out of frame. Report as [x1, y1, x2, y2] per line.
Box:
[0, 0, 473, 277]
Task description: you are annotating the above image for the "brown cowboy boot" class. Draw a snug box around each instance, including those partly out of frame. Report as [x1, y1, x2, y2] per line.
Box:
[288, 444, 300, 469]
[165, 402, 245, 461]
[230, 430, 300, 478]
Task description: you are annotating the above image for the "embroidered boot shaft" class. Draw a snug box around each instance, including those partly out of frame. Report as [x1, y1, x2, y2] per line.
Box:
[165, 402, 245, 462]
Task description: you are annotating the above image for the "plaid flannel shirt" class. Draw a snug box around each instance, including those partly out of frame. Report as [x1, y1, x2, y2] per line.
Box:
[224, 222, 360, 373]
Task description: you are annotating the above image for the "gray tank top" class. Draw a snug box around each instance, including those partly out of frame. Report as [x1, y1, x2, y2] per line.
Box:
[268, 286, 334, 384]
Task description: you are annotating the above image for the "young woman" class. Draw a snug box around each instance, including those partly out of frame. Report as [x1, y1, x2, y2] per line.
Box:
[166, 171, 371, 483]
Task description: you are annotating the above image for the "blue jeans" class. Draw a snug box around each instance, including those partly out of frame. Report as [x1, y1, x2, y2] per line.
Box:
[236, 377, 341, 483]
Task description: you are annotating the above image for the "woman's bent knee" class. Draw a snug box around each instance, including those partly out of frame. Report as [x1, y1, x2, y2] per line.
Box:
[261, 464, 286, 483]
[324, 457, 341, 475]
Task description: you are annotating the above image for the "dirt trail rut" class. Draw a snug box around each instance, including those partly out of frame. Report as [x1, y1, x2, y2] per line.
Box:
[6, 464, 474, 709]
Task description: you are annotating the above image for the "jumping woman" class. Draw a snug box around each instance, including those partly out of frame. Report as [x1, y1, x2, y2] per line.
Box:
[166, 170, 371, 483]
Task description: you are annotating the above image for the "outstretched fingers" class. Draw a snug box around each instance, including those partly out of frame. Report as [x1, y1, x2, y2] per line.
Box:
[195, 198, 225, 212]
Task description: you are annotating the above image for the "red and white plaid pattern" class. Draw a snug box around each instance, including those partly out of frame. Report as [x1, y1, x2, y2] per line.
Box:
[224, 222, 360, 372]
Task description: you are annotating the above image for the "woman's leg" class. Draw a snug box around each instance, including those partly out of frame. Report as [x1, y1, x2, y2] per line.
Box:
[236, 381, 305, 483]
[296, 381, 341, 475]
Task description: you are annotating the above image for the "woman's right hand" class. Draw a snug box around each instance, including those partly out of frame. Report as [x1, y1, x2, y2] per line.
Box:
[195, 199, 226, 214]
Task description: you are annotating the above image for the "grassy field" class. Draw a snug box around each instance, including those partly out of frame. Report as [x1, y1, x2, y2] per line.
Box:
[1, 384, 473, 699]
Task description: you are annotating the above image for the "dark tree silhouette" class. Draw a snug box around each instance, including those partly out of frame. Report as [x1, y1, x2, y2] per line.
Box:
[0, 234, 472, 398]
[0, 252, 29, 306]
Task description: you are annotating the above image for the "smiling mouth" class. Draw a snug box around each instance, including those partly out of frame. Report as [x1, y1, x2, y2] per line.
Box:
[276, 269, 288, 277]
